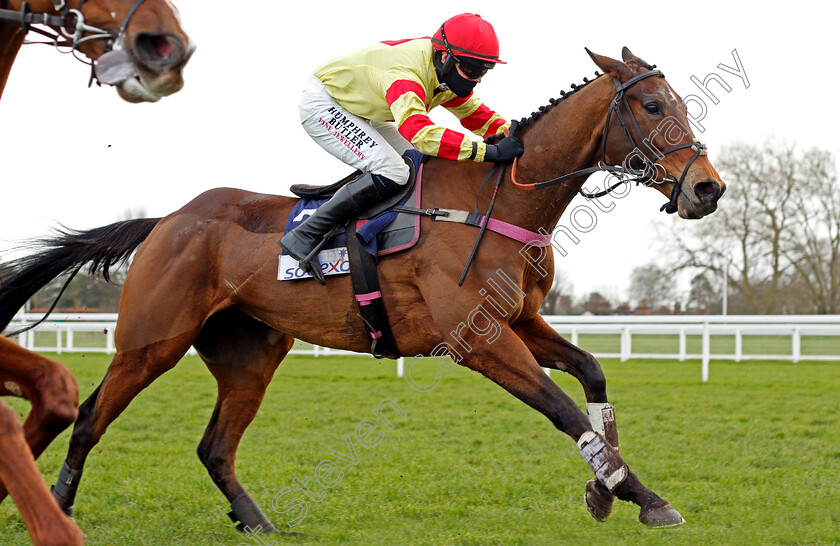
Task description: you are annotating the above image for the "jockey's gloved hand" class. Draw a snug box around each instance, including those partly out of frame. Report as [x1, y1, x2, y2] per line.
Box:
[484, 135, 524, 162]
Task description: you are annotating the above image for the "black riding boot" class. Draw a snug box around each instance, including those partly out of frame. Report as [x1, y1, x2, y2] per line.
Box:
[279, 172, 402, 285]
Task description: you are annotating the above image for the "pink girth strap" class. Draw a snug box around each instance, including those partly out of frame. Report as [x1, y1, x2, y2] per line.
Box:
[433, 209, 550, 247]
[483, 217, 550, 247]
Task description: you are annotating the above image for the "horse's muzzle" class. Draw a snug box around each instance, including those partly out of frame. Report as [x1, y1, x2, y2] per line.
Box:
[133, 32, 190, 72]
[118, 33, 194, 102]
[693, 179, 725, 205]
[679, 178, 725, 219]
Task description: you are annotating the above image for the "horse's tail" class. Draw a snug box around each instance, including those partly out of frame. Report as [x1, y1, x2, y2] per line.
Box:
[0, 218, 162, 333]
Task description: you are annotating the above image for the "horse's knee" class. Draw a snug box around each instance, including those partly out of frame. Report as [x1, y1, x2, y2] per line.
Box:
[196, 439, 211, 468]
[64, 389, 102, 461]
[37, 399, 78, 436]
[0, 401, 24, 438]
[580, 353, 607, 395]
[198, 446, 234, 486]
[32, 359, 79, 433]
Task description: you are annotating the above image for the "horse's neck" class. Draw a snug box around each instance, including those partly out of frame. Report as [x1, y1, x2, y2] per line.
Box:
[503, 77, 615, 232]
[0, 23, 25, 99]
[0, 1, 58, 99]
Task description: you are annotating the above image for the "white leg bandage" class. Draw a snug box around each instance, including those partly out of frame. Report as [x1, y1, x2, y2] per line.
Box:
[587, 402, 619, 450]
[578, 431, 628, 492]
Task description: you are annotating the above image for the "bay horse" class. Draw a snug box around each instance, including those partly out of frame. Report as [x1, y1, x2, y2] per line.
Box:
[0, 337, 84, 545]
[0, 48, 725, 534]
[0, 0, 194, 102]
[1, 1, 191, 542]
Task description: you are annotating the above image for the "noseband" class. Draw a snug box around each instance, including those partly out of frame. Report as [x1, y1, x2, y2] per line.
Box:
[511, 70, 707, 214]
[0, 0, 146, 83]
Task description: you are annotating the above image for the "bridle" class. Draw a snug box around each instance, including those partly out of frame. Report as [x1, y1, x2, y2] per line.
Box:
[510, 70, 708, 214]
[0, 0, 146, 84]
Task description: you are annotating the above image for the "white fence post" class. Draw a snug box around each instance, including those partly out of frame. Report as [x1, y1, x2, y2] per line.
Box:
[792, 328, 801, 363]
[621, 328, 631, 362]
[735, 328, 742, 362]
[701, 322, 710, 383]
[679, 328, 686, 361]
[106, 327, 115, 354]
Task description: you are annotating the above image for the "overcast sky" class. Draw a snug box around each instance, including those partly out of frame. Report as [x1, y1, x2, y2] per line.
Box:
[0, 0, 836, 301]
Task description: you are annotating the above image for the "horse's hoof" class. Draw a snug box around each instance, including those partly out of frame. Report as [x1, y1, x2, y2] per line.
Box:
[639, 503, 685, 528]
[584, 479, 614, 522]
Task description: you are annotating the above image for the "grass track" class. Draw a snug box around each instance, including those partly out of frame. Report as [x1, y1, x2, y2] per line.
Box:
[1, 353, 839, 545]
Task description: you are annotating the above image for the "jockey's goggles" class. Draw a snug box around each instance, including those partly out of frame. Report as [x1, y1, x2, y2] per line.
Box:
[456, 57, 494, 79]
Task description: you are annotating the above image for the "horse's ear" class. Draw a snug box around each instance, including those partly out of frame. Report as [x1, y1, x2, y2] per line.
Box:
[621, 46, 655, 70]
[586, 48, 633, 79]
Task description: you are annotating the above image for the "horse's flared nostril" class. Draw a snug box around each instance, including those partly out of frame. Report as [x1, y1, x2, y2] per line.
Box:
[694, 180, 723, 203]
[134, 33, 184, 70]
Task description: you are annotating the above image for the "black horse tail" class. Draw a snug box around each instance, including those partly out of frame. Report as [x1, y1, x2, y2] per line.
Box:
[0, 218, 162, 334]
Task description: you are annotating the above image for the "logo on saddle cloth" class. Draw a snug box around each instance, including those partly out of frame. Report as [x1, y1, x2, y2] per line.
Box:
[279, 246, 351, 281]
[293, 208, 318, 222]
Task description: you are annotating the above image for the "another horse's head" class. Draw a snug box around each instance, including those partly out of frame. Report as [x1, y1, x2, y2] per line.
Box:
[587, 48, 725, 219]
[7, 0, 194, 102]
[80, 0, 194, 102]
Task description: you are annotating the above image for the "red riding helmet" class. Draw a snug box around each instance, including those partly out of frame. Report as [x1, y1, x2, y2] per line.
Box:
[431, 13, 506, 64]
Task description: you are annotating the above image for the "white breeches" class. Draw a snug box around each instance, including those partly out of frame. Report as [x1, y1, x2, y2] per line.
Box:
[299, 75, 412, 185]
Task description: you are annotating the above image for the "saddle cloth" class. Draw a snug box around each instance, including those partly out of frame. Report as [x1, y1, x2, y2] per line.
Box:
[278, 151, 423, 282]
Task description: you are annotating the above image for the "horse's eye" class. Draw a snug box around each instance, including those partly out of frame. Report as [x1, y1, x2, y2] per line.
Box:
[644, 102, 661, 115]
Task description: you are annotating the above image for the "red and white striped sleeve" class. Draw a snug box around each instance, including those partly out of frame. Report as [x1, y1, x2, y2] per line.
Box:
[441, 94, 509, 140]
[385, 78, 486, 161]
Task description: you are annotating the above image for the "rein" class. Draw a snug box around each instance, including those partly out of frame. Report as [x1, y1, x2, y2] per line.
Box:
[458, 163, 506, 286]
[510, 70, 707, 214]
[0, 0, 146, 85]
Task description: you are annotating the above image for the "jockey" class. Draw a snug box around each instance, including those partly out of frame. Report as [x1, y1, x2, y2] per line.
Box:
[280, 13, 525, 284]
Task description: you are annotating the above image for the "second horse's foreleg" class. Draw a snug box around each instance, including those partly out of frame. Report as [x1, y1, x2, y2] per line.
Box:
[0, 400, 84, 546]
[0, 337, 79, 504]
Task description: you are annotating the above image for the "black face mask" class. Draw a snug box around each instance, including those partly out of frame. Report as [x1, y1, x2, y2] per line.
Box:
[442, 69, 477, 97]
[434, 51, 477, 98]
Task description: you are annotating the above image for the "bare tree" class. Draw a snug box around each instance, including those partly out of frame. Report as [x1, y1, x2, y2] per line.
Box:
[781, 148, 840, 313]
[540, 269, 574, 315]
[668, 139, 837, 314]
[686, 273, 720, 313]
[628, 264, 678, 311]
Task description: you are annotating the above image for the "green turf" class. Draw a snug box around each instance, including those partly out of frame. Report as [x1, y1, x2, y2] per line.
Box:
[1, 353, 839, 545]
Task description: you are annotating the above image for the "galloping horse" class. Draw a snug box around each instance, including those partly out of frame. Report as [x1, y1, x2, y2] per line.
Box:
[0, 48, 725, 533]
[1, 1, 191, 543]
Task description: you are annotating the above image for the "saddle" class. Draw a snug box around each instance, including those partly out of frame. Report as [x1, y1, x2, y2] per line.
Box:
[290, 155, 417, 220]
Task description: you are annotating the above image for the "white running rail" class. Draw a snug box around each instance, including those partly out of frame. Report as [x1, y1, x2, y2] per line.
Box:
[8, 313, 840, 382]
